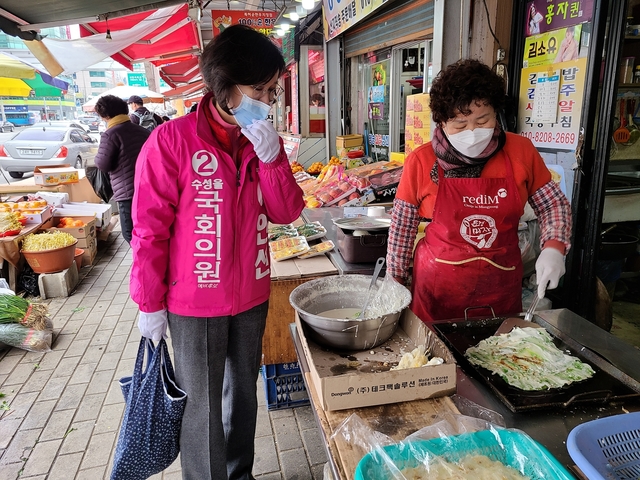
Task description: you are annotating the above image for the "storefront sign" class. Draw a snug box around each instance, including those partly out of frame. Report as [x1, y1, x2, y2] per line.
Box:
[290, 63, 299, 135]
[322, 0, 388, 41]
[517, 57, 586, 150]
[524, 0, 593, 36]
[368, 86, 385, 103]
[532, 68, 560, 123]
[210, 10, 277, 37]
[368, 102, 384, 120]
[523, 25, 582, 67]
[127, 72, 148, 87]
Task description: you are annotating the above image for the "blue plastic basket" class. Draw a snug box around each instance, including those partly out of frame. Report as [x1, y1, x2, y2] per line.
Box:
[260, 363, 309, 411]
[355, 429, 574, 480]
[567, 412, 640, 480]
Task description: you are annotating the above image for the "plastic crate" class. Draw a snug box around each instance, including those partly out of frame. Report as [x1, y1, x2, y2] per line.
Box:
[567, 412, 640, 480]
[261, 362, 310, 411]
[355, 429, 574, 480]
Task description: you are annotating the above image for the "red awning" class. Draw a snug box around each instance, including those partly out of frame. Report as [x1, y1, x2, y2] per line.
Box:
[79, 5, 201, 70]
[159, 57, 201, 88]
[163, 80, 206, 100]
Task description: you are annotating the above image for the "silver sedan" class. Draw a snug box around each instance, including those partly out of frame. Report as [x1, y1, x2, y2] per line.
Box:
[0, 125, 98, 178]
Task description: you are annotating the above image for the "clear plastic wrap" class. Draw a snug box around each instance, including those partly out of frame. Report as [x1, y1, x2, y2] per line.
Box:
[0, 318, 53, 352]
[331, 411, 574, 480]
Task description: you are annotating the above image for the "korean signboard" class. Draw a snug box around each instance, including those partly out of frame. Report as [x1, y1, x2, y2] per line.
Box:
[518, 58, 586, 149]
[322, 0, 389, 41]
[127, 72, 148, 87]
[523, 24, 582, 67]
[525, 0, 593, 36]
[210, 10, 277, 37]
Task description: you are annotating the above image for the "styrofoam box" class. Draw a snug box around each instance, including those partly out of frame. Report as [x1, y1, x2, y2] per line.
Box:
[55, 202, 112, 227]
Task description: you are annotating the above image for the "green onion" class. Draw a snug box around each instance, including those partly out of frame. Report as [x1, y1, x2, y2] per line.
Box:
[0, 295, 48, 330]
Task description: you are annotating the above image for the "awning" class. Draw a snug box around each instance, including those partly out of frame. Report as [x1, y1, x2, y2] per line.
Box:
[163, 81, 206, 100]
[79, 4, 201, 70]
[159, 57, 201, 88]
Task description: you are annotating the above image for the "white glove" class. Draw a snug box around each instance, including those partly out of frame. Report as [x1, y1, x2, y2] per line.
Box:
[535, 247, 566, 298]
[138, 309, 168, 342]
[241, 120, 281, 164]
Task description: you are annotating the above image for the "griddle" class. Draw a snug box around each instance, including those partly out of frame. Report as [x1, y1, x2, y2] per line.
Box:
[431, 316, 640, 413]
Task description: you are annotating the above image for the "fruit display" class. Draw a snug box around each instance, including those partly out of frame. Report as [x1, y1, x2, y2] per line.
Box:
[290, 161, 304, 174]
[304, 195, 323, 209]
[56, 217, 86, 228]
[306, 161, 324, 175]
[0, 200, 48, 215]
[314, 179, 356, 206]
[328, 156, 342, 166]
[317, 164, 344, 183]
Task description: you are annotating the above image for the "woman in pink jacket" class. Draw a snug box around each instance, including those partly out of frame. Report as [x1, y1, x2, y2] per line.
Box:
[129, 25, 304, 479]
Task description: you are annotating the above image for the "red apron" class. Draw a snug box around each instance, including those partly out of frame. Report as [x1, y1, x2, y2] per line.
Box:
[411, 153, 523, 322]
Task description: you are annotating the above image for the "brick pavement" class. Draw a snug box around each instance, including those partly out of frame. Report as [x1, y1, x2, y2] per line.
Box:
[0, 227, 328, 480]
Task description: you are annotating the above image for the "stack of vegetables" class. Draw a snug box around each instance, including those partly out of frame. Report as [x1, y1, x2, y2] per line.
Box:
[21, 231, 76, 252]
[0, 211, 24, 237]
[0, 295, 48, 330]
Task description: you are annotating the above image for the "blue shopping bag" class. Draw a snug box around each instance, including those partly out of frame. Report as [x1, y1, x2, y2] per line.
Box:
[110, 338, 187, 480]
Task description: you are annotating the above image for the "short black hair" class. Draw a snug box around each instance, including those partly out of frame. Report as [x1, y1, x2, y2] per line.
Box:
[199, 24, 285, 113]
[94, 95, 129, 119]
[429, 59, 506, 125]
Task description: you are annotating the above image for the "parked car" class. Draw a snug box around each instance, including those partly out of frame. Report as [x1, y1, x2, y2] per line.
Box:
[0, 125, 98, 178]
[78, 115, 101, 132]
[0, 121, 15, 133]
[44, 120, 92, 134]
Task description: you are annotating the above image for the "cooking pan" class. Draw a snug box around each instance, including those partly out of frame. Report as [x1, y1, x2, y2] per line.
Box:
[431, 316, 640, 412]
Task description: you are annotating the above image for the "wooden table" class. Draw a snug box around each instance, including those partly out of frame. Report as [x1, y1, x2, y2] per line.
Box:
[262, 218, 338, 365]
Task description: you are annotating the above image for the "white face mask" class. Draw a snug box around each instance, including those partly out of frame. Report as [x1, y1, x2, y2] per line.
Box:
[445, 127, 494, 158]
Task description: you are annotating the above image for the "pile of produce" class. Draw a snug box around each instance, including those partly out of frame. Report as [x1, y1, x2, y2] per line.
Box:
[22, 231, 77, 252]
[0, 212, 23, 236]
[0, 294, 48, 330]
[290, 161, 304, 174]
[56, 217, 86, 228]
[306, 161, 324, 175]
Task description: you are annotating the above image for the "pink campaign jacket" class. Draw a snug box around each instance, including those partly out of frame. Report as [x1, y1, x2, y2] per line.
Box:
[129, 95, 305, 317]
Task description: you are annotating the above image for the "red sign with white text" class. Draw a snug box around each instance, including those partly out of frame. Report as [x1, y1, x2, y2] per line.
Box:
[209, 10, 278, 37]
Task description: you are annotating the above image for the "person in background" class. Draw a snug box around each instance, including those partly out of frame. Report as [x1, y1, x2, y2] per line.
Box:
[93, 95, 150, 244]
[386, 59, 571, 323]
[129, 25, 304, 480]
[311, 93, 325, 107]
[127, 95, 164, 131]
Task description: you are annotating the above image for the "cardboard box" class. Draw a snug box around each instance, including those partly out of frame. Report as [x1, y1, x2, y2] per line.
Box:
[295, 309, 457, 411]
[22, 206, 53, 224]
[336, 134, 364, 149]
[55, 202, 112, 228]
[48, 216, 97, 248]
[34, 165, 79, 185]
[80, 236, 97, 266]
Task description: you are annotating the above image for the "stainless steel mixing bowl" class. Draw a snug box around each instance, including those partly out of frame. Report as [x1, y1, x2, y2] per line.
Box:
[289, 275, 412, 351]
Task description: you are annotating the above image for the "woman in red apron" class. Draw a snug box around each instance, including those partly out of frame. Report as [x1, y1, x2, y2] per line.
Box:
[387, 59, 572, 322]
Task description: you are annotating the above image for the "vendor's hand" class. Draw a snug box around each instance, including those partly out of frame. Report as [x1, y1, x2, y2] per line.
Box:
[535, 247, 565, 298]
[241, 120, 281, 164]
[138, 309, 168, 342]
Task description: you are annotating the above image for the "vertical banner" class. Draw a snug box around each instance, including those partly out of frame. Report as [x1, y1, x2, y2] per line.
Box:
[518, 58, 587, 149]
[523, 25, 583, 67]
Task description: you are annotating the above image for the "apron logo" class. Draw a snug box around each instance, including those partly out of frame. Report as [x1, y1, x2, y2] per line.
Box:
[497, 188, 507, 198]
[460, 215, 498, 249]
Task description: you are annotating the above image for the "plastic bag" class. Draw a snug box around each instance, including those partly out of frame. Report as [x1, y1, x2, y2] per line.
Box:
[332, 411, 574, 480]
[86, 166, 113, 203]
[17, 263, 40, 297]
[0, 318, 53, 352]
[0, 278, 14, 296]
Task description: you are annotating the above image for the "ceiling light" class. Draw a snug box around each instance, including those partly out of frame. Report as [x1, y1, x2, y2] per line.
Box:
[276, 28, 284, 36]
[290, 12, 299, 21]
[280, 23, 291, 31]
[301, 0, 315, 10]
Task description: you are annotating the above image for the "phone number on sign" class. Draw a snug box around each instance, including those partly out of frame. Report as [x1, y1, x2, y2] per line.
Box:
[520, 131, 576, 145]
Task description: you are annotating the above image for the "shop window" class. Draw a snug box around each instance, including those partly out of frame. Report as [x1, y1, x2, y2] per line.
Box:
[308, 49, 325, 134]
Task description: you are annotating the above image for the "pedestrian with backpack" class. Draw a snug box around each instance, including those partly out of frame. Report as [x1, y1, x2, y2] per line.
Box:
[127, 95, 164, 132]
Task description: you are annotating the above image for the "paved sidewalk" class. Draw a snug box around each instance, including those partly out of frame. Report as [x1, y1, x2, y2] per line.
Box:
[0, 227, 328, 479]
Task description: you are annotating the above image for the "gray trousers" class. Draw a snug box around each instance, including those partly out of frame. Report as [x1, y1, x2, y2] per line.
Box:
[168, 301, 268, 480]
